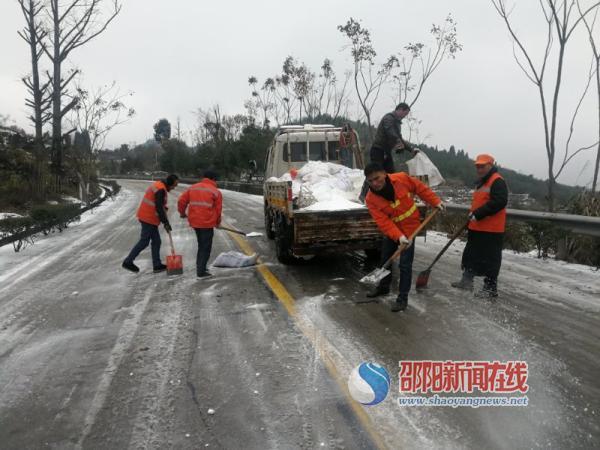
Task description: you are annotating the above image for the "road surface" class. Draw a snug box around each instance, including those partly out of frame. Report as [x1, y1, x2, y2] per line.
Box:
[0, 180, 598, 449]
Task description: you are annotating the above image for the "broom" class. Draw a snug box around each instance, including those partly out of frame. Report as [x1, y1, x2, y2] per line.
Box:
[166, 231, 183, 275]
[415, 221, 469, 290]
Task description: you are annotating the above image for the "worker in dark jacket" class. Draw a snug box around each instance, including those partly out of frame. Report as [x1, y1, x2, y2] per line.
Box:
[360, 103, 416, 202]
[122, 174, 179, 273]
[452, 154, 508, 298]
[371, 102, 416, 173]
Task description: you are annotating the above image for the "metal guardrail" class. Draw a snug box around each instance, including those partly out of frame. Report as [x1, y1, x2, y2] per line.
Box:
[445, 202, 600, 237]
[102, 177, 600, 237]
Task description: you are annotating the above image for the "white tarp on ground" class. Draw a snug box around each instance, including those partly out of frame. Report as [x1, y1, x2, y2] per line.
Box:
[212, 251, 258, 268]
[406, 152, 445, 187]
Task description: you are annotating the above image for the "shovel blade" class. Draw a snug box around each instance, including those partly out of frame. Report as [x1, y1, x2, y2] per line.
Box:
[415, 269, 431, 290]
[360, 267, 391, 286]
[166, 254, 183, 276]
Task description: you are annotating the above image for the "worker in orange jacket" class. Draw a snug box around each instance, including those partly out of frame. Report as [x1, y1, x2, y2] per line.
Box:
[452, 154, 508, 299]
[364, 162, 444, 312]
[122, 174, 179, 273]
[178, 170, 223, 278]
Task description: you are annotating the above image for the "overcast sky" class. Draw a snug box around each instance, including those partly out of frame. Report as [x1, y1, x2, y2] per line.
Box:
[1, 0, 599, 186]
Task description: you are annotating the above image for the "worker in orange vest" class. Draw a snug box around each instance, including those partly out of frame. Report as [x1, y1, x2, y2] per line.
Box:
[452, 154, 508, 299]
[364, 162, 444, 312]
[122, 174, 179, 273]
[178, 170, 223, 278]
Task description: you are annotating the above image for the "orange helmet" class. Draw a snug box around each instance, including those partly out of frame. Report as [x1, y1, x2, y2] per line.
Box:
[474, 154, 495, 165]
[290, 168, 298, 179]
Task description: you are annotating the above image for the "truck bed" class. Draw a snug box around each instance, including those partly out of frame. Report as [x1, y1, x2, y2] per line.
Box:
[292, 208, 381, 255]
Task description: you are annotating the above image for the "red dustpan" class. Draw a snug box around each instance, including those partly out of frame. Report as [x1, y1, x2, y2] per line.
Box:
[166, 231, 183, 275]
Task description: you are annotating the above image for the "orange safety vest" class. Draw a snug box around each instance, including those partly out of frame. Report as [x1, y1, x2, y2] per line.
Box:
[177, 178, 222, 228]
[136, 180, 167, 226]
[469, 172, 506, 233]
[365, 172, 441, 241]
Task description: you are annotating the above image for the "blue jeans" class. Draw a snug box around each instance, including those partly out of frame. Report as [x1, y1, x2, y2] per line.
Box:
[124, 221, 162, 269]
[194, 228, 214, 275]
[378, 236, 416, 298]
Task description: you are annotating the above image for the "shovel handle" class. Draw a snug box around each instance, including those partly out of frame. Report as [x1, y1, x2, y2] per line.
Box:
[218, 225, 246, 236]
[424, 220, 469, 271]
[167, 231, 176, 256]
[381, 208, 439, 270]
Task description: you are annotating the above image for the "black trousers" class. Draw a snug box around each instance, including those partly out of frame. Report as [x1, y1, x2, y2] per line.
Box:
[194, 228, 214, 275]
[124, 221, 162, 269]
[377, 237, 416, 298]
[462, 230, 504, 280]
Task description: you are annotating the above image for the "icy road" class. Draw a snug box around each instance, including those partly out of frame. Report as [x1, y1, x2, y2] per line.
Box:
[0, 180, 599, 449]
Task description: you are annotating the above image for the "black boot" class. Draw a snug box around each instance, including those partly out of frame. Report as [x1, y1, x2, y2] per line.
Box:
[475, 277, 498, 299]
[366, 285, 390, 298]
[153, 263, 167, 273]
[391, 294, 408, 312]
[451, 269, 474, 290]
[122, 261, 140, 273]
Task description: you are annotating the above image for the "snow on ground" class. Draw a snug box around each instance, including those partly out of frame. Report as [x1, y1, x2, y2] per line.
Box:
[62, 196, 83, 204]
[0, 189, 130, 287]
[417, 231, 600, 313]
[0, 213, 23, 220]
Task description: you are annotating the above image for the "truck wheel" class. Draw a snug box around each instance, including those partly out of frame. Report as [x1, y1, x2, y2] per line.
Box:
[275, 217, 296, 264]
[264, 204, 275, 240]
[364, 248, 381, 262]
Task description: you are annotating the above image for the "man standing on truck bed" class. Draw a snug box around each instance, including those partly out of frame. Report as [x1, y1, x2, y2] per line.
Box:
[360, 103, 417, 202]
[364, 163, 444, 312]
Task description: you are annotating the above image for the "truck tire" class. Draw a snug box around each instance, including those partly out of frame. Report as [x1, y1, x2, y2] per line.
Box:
[275, 216, 297, 264]
[264, 204, 275, 240]
[364, 248, 381, 262]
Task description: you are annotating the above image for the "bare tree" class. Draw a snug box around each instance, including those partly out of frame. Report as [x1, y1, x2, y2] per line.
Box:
[338, 18, 395, 143]
[491, 0, 600, 210]
[17, 0, 53, 199]
[17, 0, 52, 147]
[578, 1, 600, 192]
[67, 79, 134, 204]
[39, 0, 122, 178]
[391, 14, 462, 107]
[247, 76, 275, 128]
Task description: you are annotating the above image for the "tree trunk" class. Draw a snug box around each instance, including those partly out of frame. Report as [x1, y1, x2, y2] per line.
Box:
[592, 66, 600, 193]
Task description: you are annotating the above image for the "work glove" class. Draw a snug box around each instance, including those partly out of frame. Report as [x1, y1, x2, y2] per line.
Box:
[436, 202, 446, 213]
[468, 213, 477, 222]
[164, 222, 172, 232]
[399, 235, 412, 248]
[393, 142, 405, 154]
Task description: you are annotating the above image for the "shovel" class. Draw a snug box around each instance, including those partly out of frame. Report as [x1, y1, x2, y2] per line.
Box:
[415, 220, 469, 290]
[166, 231, 183, 276]
[360, 208, 439, 287]
[218, 225, 263, 237]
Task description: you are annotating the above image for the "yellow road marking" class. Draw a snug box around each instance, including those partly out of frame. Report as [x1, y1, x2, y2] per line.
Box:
[225, 229, 389, 450]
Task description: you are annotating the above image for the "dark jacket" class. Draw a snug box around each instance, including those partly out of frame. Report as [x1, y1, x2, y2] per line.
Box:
[370, 112, 411, 173]
[471, 167, 508, 221]
[372, 112, 406, 152]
